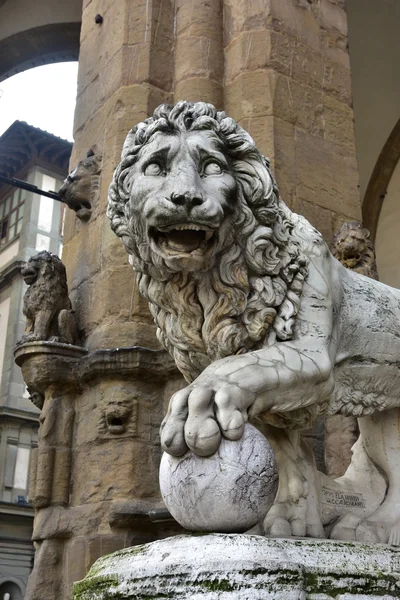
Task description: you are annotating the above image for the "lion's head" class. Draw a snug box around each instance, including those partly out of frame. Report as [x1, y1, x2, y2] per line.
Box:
[330, 221, 378, 280]
[21, 251, 68, 289]
[59, 150, 101, 220]
[108, 101, 308, 381]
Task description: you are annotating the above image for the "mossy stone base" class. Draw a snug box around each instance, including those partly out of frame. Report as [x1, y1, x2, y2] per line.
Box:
[73, 534, 400, 599]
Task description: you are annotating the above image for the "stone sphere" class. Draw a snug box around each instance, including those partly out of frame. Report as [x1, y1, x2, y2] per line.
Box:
[159, 424, 278, 532]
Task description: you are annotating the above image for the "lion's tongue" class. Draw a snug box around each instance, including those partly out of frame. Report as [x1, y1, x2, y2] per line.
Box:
[165, 229, 203, 252]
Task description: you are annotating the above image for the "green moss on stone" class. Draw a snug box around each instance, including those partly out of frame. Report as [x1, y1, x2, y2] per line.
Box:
[73, 575, 119, 600]
[304, 571, 399, 598]
[195, 577, 237, 592]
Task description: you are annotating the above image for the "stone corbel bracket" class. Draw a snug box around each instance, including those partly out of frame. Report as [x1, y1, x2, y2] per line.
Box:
[15, 342, 88, 509]
[14, 342, 178, 405]
[14, 342, 179, 513]
[79, 345, 178, 383]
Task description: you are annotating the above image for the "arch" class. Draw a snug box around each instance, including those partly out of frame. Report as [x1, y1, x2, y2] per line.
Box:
[362, 118, 400, 242]
[0, 22, 80, 83]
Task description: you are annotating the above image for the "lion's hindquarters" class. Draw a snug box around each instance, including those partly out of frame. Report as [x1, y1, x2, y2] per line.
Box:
[58, 309, 77, 345]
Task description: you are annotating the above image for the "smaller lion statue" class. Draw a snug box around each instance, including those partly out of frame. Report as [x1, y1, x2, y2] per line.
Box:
[330, 221, 378, 280]
[58, 150, 102, 220]
[19, 251, 76, 345]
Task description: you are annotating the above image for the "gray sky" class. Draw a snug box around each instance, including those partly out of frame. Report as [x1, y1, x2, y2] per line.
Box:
[0, 62, 78, 141]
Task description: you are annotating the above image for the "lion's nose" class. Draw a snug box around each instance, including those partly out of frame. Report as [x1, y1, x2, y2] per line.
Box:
[169, 191, 204, 207]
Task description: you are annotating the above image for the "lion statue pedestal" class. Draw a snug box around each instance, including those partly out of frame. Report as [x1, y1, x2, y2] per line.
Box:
[73, 534, 400, 599]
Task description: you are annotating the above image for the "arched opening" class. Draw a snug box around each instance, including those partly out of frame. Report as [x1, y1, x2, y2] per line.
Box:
[374, 155, 400, 288]
[0, 0, 82, 82]
[362, 118, 400, 243]
[0, 23, 80, 83]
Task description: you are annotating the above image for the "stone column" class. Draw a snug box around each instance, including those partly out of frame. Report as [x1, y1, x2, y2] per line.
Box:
[174, 0, 224, 107]
[224, 0, 361, 239]
[15, 342, 184, 599]
[63, 0, 176, 350]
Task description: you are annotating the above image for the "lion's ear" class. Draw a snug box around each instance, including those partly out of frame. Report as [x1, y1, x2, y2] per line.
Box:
[362, 228, 370, 239]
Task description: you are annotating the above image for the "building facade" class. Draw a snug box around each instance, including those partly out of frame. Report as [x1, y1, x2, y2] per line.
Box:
[0, 121, 71, 598]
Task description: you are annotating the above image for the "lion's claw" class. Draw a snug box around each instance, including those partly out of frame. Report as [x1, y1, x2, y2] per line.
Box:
[161, 379, 250, 457]
[161, 417, 187, 456]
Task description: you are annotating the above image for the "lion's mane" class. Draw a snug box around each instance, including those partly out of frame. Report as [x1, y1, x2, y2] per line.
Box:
[108, 101, 308, 382]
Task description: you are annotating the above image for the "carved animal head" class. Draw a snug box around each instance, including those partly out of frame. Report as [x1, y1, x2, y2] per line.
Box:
[108, 101, 307, 380]
[59, 151, 101, 220]
[330, 221, 378, 278]
[103, 398, 132, 434]
[21, 251, 68, 292]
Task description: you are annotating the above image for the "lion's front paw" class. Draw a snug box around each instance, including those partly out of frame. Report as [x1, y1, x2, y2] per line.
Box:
[17, 333, 40, 345]
[160, 381, 252, 457]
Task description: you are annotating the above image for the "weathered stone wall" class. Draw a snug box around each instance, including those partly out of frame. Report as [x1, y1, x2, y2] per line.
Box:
[25, 1, 362, 598]
[64, 0, 361, 352]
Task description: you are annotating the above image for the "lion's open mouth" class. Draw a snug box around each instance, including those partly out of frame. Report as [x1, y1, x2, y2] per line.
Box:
[21, 267, 38, 285]
[152, 224, 215, 255]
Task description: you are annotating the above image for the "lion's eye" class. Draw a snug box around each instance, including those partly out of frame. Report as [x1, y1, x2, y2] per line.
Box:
[144, 162, 164, 176]
[203, 161, 223, 176]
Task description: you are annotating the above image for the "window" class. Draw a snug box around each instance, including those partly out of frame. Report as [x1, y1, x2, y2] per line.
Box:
[3, 443, 30, 500]
[0, 188, 25, 246]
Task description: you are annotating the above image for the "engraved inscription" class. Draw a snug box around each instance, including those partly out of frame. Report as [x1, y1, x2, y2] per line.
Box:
[322, 487, 365, 508]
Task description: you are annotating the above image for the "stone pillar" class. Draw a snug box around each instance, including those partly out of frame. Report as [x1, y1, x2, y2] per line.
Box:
[15, 343, 184, 600]
[63, 0, 175, 350]
[223, 0, 361, 239]
[174, 0, 224, 107]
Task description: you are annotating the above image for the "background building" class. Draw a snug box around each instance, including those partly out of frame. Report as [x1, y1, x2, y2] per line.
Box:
[0, 121, 71, 598]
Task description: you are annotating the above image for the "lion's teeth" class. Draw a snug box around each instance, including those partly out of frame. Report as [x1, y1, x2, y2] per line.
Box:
[205, 231, 214, 241]
[175, 224, 201, 231]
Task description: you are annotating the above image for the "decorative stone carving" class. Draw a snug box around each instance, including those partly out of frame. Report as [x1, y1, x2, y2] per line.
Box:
[14, 342, 180, 600]
[15, 342, 86, 509]
[98, 393, 137, 437]
[330, 220, 379, 280]
[108, 101, 400, 546]
[160, 424, 278, 532]
[58, 150, 102, 220]
[27, 385, 45, 410]
[19, 251, 77, 345]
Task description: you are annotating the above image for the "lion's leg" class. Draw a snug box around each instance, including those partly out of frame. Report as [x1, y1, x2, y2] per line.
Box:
[19, 317, 36, 344]
[260, 425, 325, 538]
[33, 310, 53, 340]
[24, 317, 33, 334]
[57, 309, 76, 344]
[353, 409, 400, 545]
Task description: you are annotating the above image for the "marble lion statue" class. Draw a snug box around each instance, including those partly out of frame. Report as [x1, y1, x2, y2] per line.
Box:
[108, 101, 400, 545]
[19, 251, 76, 345]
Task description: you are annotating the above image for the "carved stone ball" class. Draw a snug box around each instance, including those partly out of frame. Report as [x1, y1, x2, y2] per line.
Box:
[159, 424, 278, 532]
